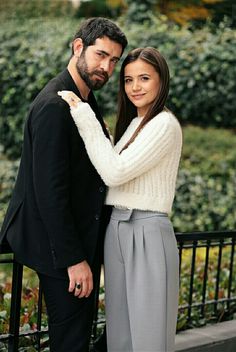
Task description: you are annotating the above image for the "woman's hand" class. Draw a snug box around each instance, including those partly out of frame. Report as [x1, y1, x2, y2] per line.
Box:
[58, 90, 97, 128]
[58, 90, 81, 108]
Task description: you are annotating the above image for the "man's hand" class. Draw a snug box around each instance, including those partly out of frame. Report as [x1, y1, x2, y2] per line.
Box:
[67, 260, 93, 298]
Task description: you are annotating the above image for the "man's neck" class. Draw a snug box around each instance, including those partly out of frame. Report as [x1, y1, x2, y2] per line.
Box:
[67, 59, 90, 101]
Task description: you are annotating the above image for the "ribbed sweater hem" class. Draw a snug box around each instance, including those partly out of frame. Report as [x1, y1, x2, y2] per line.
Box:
[105, 191, 173, 214]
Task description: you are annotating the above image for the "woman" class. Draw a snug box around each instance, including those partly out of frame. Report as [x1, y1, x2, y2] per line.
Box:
[59, 47, 182, 352]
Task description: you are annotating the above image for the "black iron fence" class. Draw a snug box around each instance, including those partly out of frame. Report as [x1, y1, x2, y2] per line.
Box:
[0, 243, 48, 352]
[0, 230, 236, 351]
[177, 231, 236, 330]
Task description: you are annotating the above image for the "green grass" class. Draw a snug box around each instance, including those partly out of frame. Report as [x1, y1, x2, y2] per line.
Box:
[181, 125, 236, 173]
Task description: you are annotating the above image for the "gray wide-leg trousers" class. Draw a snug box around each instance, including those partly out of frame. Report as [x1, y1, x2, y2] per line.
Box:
[104, 208, 179, 352]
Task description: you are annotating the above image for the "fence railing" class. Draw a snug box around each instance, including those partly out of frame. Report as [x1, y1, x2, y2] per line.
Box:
[0, 230, 235, 351]
[176, 231, 236, 330]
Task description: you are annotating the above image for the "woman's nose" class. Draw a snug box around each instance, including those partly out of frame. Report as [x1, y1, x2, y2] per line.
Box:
[132, 80, 141, 91]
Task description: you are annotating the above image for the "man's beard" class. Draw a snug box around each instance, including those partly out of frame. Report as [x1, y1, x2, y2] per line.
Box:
[76, 55, 109, 90]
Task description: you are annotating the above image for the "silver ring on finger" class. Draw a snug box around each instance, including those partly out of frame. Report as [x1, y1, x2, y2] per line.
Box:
[75, 283, 81, 290]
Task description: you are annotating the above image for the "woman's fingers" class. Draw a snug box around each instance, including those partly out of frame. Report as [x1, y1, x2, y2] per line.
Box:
[57, 90, 81, 107]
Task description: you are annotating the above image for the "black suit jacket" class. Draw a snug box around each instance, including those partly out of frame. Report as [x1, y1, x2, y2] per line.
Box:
[0, 69, 110, 278]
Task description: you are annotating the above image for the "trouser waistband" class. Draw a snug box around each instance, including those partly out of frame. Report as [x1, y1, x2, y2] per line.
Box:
[111, 207, 168, 221]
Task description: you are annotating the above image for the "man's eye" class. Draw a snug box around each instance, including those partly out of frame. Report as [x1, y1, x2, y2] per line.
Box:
[111, 59, 119, 65]
[96, 52, 104, 57]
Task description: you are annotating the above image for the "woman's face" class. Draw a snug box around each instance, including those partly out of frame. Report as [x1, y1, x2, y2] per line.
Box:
[124, 59, 160, 117]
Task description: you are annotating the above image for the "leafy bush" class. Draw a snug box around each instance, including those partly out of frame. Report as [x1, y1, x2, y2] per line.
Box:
[0, 17, 235, 158]
[167, 20, 236, 128]
[97, 17, 236, 129]
[0, 0, 76, 20]
[122, 0, 157, 25]
[0, 154, 19, 226]
[1, 125, 235, 232]
[177, 244, 236, 331]
[0, 18, 79, 159]
[0, 264, 48, 351]
[172, 126, 236, 232]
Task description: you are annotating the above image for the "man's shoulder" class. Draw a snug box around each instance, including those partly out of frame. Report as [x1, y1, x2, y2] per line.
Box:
[28, 76, 70, 128]
[33, 72, 65, 104]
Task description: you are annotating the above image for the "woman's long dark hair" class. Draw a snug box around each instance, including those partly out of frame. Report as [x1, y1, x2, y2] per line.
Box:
[114, 47, 170, 150]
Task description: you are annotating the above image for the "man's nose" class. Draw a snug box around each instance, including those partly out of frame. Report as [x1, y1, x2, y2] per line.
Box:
[100, 59, 110, 72]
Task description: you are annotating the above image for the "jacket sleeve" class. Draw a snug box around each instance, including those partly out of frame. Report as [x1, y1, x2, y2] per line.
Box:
[69, 103, 182, 187]
[31, 99, 86, 269]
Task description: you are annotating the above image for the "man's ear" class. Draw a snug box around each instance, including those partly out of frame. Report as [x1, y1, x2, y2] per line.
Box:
[73, 38, 83, 58]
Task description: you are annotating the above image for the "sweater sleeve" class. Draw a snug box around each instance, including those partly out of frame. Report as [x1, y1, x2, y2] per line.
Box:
[70, 103, 180, 187]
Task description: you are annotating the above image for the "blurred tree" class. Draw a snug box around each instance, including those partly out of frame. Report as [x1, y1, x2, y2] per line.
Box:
[204, 0, 235, 26]
[106, 0, 127, 17]
[123, 0, 157, 24]
[75, 0, 113, 18]
[155, 0, 235, 27]
[0, 0, 77, 20]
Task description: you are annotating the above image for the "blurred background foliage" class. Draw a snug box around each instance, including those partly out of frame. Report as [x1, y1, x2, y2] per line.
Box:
[0, 0, 235, 232]
[0, 0, 235, 26]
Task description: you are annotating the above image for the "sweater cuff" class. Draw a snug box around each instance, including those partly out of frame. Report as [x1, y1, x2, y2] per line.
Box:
[70, 103, 96, 127]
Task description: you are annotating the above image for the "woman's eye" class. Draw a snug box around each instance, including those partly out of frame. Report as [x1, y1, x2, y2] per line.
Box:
[141, 76, 149, 81]
[124, 78, 132, 84]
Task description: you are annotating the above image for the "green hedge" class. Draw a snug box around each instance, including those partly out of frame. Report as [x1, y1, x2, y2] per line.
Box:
[172, 126, 236, 232]
[1, 125, 235, 232]
[0, 155, 19, 227]
[100, 123, 236, 232]
[0, 18, 76, 159]
[0, 17, 235, 159]
[96, 18, 236, 128]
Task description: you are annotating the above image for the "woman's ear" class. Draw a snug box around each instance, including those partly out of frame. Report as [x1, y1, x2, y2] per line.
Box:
[72, 38, 83, 58]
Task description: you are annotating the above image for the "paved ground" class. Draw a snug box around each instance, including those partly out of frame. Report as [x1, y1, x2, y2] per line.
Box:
[175, 320, 236, 352]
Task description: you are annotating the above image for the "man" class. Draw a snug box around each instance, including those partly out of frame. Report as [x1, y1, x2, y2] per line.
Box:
[0, 17, 127, 352]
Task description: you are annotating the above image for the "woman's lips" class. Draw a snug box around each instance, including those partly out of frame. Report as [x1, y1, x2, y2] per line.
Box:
[131, 94, 145, 99]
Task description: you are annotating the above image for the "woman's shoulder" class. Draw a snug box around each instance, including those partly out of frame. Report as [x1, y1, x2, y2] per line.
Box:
[146, 110, 182, 144]
[150, 109, 181, 129]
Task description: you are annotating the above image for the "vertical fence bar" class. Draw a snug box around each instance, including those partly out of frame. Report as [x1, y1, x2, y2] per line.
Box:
[36, 282, 43, 352]
[214, 239, 223, 316]
[8, 259, 23, 352]
[92, 265, 102, 343]
[178, 241, 183, 289]
[227, 237, 235, 313]
[201, 240, 210, 317]
[188, 240, 197, 323]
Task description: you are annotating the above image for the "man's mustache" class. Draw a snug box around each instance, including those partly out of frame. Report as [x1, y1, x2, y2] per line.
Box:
[93, 70, 109, 81]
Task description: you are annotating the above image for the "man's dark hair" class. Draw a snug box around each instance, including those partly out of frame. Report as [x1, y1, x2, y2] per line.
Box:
[72, 17, 128, 55]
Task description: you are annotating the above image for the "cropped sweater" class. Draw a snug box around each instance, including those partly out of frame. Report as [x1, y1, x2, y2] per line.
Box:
[70, 104, 182, 214]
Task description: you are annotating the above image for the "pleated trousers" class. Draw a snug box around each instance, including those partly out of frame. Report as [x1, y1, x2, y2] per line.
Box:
[104, 208, 179, 352]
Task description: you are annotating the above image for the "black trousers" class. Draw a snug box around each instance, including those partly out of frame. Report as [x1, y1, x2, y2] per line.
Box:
[37, 272, 96, 352]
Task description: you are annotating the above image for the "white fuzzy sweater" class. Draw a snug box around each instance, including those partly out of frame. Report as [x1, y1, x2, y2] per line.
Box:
[70, 104, 182, 214]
